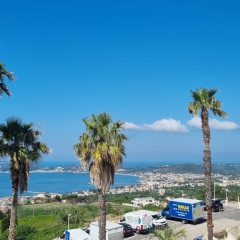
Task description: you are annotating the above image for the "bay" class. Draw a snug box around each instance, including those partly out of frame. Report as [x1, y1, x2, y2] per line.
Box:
[0, 172, 140, 198]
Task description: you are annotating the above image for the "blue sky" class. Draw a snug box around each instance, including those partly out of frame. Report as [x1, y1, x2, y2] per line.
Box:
[1, 1, 240, 166]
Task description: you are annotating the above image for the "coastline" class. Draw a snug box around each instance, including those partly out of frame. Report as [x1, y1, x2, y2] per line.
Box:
[0, 171, 141, 198]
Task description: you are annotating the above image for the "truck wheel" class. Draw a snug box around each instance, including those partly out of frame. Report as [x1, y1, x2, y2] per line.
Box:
[182, 220, 187, 224]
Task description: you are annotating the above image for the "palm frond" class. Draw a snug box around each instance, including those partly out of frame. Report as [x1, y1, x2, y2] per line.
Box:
[188, 102, 199, 115]
[0, 117, 51, 194]
[73, 112, 128, 192]
[0, 62, 15, 81]
[208, 88, 218, 98]
[211, 99, 228, 118]
[0, 83, 11, 96]
[0, 61, 15, 97]
[188, 88, 227, 118]
[19, 155, 30, 194]
[154, 226, 187, 240]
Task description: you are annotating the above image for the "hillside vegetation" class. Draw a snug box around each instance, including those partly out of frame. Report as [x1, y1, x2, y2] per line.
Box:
[124, 163, 240, 176]
[0, 202, 134, 240]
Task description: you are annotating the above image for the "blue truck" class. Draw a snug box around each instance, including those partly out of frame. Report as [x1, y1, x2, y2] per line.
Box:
[161, 198, 205, 224]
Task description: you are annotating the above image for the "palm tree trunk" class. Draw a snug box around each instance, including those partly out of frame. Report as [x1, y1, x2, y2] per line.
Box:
[204, 148, 213, 240]
[9, 166, 19, 240]
[98, 189, 106, 240]
[201, 108, 213, 240]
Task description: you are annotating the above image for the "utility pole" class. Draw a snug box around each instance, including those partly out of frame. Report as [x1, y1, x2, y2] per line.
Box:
[225, 188, 228, 207]
[68, 214, 71, 230]
[214, 181, 215, 200]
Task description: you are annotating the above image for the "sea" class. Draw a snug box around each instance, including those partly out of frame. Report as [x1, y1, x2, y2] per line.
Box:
[0, 160, 149, 198]
[0, 172, 141, 198]
[0, 159, 208, 198]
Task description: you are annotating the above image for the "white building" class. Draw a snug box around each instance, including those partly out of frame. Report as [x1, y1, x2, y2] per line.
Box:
[158, 189, 166, 195]
[131, 197, 160, 206]
[36, 193, 50, 198]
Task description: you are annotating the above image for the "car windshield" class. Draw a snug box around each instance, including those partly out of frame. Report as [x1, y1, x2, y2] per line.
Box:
[125, 225, 132, 229]
[119, 223, 130, 227]
[204, 199, 224, 205]
[152, 214, 162, 220]
[193, 235, 204, 240]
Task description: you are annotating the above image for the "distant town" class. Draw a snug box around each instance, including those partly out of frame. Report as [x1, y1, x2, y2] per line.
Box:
[1, 161, 240, 213]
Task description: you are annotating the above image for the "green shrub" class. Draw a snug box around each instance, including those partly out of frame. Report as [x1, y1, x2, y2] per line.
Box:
[16, 225, 37, 240]
[143, 204, 160, 211]
[25, 200, 32, 205]
[0, 210, 5, 220]
[54, 195, 61, 202]
[1, 217, 10, 233]
[26, 225, 66, 240]
[1, 229, 8, 240]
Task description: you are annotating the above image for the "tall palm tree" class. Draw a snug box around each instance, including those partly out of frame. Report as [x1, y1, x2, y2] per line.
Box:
[0, 62, 15, 97]
[73, 112, 128, 240]
[0, 117, 51, 240]
[154, 226, 187, 240]
[188, 88, 227, 240]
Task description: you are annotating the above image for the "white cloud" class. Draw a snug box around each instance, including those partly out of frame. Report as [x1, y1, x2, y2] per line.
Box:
[187, 117, 202, 129]
[143, 119, 188, 132]
[125, 118, 188, 133]
[210, 118, 240, 130]
[124, 122, 142, 130]
[187, 116, 240, 130]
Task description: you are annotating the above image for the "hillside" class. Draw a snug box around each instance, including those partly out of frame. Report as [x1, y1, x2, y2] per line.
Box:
[123, 163, 240, 177]
[1, 160, 240, 177]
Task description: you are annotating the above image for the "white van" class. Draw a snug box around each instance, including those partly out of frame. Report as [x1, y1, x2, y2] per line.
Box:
[136, 210, 168, 228]
[120, 211, 152, 234]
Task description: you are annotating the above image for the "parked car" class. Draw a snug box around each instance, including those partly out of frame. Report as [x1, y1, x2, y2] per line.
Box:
[118, 223, 134, 237]
[82, 227, 90, 234]
[193, 235, 204, 240]
[204, 198, 224, 212]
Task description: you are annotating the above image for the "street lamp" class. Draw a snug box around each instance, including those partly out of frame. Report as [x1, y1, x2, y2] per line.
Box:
[68, 214, 71, 230]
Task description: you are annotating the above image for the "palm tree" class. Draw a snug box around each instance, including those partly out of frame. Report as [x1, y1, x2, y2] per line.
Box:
[153, 226, 186, 240]
[0, 117, 51, 240]
[188, 88, 227, 240]
[0, 62, 15, 97]
[73, 112, 128, 240]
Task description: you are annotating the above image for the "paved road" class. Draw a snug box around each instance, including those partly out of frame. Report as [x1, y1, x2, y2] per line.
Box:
[169, 207, 240, 240]
[128, 202, 240, 240]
